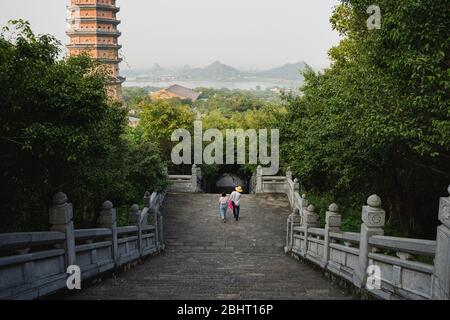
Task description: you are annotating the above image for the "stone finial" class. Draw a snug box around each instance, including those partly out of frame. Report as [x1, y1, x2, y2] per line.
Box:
[130, 204, 140, 213]
[99, 200, 116, 227]
[328, 203, 339, 213]
[362, 195, 385, 228]
[102, 200, 113, 210]
[367, 194, 382, 208]
[294, 178, 299, 184]
[143, 191, 151, 207]
[304, 204, 319, 226]
[129, 204, 141, 225]
[302, 194, 306, 199]
[326, 203, 341, 230]
[286, 167, 293, 179]
[53, 192, 68, 205]
[49, 192, 73, 226]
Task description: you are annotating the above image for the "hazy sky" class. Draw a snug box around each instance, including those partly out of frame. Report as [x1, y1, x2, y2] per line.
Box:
[0, 0, 342, 70]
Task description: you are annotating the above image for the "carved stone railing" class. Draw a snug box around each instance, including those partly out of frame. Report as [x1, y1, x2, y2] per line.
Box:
[167, 164, 202, 193]
[0, 191, 165, 300]
[258, 169, 450, 300]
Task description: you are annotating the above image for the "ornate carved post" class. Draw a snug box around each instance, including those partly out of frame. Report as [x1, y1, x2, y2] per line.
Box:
[354, 195, 385, 288]
[256, 165, 263, 193]
[323, 203, 341, 268]
[432, 186, 450, 299]
[49, 192, 76, 267]
[99, 200, 118, 267]
[129, 204, 142, 255]
[302, 204, 319, 257]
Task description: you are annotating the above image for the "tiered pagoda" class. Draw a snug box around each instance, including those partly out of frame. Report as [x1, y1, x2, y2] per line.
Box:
[67, 0, 124, 101]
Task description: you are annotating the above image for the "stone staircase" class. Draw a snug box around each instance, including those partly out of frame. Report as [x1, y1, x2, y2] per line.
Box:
[68, 193, 352, 300]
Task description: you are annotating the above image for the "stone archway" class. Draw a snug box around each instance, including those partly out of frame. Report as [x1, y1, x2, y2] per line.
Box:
[214, 173, 248, 194]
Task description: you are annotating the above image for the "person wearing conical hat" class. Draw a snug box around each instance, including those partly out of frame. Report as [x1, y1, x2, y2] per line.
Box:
[230, 186, 243, 221]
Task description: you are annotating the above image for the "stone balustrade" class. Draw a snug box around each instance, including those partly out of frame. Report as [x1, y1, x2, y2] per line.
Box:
[257, 168, 450, 300]
[167, 164, 203, 193]
[0, 191, 165, 300]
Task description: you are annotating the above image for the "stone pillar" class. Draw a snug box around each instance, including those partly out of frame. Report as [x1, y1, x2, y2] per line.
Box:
[292, 178, 299, 207]
[299, 194, 308, 224]
[99, 200, 118, 266]
[191, 164, 198, 193]
[354, 194, 385, 288]
[302, 204, 319, 257]
[286, 167, 293, 181]
[146, 191, 160, 250]
[129, 204, 142, 255]
[256, 165, 263, 194]
[432, 185, 450, 300]
[323, 203, 341, 268]
[285, 208, 302, 253]
[49, 192, 76, 267]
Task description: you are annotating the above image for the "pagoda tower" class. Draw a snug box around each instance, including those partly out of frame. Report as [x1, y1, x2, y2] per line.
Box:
[66, 0, 124, 101]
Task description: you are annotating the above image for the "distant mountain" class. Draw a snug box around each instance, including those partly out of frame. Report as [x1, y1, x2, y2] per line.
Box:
[182, 61, 240, 80]
[254, 62, 309, 80]
[202, 61, 240, 79]
[123, 61, 310, 82]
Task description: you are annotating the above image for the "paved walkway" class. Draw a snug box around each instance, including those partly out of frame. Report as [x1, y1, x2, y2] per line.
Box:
[68, 193, 352, 300]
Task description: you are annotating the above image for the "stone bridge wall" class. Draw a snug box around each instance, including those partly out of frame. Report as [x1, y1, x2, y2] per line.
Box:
[0, 191, 165, 300]
[256, 165, 450, 300]
[167, 164, 202, 193]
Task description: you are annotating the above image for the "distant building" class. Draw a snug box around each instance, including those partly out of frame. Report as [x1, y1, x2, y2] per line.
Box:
[151, 84, 201, 102]
[128, 116, 140, 128]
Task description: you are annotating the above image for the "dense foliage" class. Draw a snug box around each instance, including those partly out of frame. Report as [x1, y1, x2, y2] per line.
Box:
[279, 0, 449, 237]
[0, 21, 167, 232]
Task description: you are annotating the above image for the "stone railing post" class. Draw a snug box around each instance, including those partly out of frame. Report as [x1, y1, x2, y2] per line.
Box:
[129, 204, 142, 255]
[191, 164, 198, 193]
[145, 191, 160, 250]
[286, 167, 292, 181]
[49, 192, 76, 268]
[354, 195, 385, 288]
[323, 203, 341, 268]
[292, 178, 300, 207]
[432, 185, 450, 300]
[99, 200, 118, 266]
[157, 195, 165, 250]
[285, 208, 302, 253]
[256, 165, 263, 193]
[299, 194, 308, 225]
[302, 204, 319, 257]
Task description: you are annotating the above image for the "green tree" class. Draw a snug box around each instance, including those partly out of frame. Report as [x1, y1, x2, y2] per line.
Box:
[279, 0, 449, 237]
[140, 99, 195, 163]
[0, 21, 167, 231]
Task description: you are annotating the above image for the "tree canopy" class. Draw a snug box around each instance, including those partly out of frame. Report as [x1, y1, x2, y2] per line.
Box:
[279, 0, 449, 237]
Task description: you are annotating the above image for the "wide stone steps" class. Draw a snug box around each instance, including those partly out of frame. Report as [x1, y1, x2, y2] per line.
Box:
[68, 193, 352, 300]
